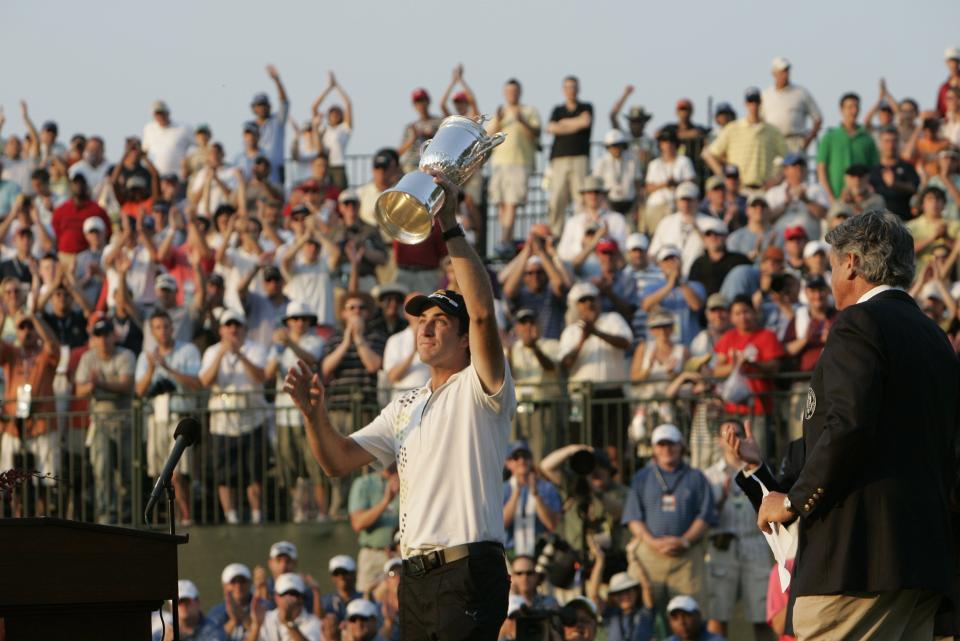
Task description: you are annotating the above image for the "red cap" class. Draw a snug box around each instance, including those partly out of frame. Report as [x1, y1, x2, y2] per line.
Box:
[784, 225, 808, 241]
[452, 91, 469, 103]
[411, 88, 430, 103]
[676, 98, 693, 110]
[297, 178, 320, 192]
[596, 238, 620, 254]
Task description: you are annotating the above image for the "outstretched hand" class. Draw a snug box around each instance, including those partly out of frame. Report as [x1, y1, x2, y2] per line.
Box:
[283, 360, 325, 421]
[721, 419, 761, 468]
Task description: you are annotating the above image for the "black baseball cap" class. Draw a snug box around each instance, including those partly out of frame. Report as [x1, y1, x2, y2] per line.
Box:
[92, 318, 114, 336]
[405, 289, 469, 322]
[373, 147, 399, 169]
[804, 275, 828, 289]
[844, 164, 870, 177]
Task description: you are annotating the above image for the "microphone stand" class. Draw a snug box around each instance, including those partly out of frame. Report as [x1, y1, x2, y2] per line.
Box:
[166, 478, 180, 641]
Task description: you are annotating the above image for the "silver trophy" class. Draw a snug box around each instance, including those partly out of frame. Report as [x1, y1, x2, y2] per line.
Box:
[376, 115, 505, 244]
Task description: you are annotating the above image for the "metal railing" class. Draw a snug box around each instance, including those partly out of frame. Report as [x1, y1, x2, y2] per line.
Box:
[0, 372, 812, 528]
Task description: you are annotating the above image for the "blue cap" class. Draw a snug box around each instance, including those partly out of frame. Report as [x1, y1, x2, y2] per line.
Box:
[715, 101, 735, 116]
[243, 120, 259, 135]
[250, 92, 270, 107]
[507, 440, 532, 458]
[783, 152, 806, 166]
[744, 86, 762, 102]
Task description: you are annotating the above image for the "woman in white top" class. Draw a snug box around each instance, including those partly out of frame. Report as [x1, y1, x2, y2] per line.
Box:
[630, 308, 687, 430]
[641, 130, 696, 235]
[310, 71, 353, 190]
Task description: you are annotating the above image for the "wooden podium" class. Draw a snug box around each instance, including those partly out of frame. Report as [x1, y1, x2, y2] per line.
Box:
[0, 518, 187, 641]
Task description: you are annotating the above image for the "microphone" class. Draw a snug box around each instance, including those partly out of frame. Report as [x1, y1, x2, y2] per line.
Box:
[144, 417, 201, 522]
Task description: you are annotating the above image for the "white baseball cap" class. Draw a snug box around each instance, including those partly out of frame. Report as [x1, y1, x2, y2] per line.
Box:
[568, 281, 600, 306]
[656, 244, 682, 262]
[275, 572, 306, 596]
[383, 557, 403, 575]
[626, 233, 649, 252]
[802, 240, 829, 259]
[282, 300, 318, 323]
[698, 217, 729, 236]
[269, 540, 298, 560]
[329, 554, 357, 573]
[608, 571, 640, 594]
[178, 579, 199, 600]
[603, 129, 628, 146]
[667, 594, 700, 613]
[675, 181, 699, 201]
[507, 594, 528, 617]
[82, 216, 107, 234]
[651, 423, 683, 444]
[562, 596, 599, 620]
[221, 563, 252, 584]
[525, 255, 543, 269]
[921, 282, 944, 302]
[771, 56, 791, 71]
[945, 47, 960, 61]
[345, 598, 379, 620]
[219, 307, 247, 326]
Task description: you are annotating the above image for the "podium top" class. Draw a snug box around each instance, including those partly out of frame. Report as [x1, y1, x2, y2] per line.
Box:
[0, 517, 188, 544]
[0, 517, 185, 608]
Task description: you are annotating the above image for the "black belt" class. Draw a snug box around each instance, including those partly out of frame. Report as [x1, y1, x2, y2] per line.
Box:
[402, 541, 504, 577]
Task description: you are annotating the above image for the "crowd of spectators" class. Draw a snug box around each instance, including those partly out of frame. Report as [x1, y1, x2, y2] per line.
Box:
[4, 49, 960, 640]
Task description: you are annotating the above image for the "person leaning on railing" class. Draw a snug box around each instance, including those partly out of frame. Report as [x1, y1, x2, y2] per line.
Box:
[75, 316, 136, 524]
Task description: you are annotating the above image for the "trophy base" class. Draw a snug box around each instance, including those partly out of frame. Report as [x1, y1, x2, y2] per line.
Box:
[375, 171, 445, 245]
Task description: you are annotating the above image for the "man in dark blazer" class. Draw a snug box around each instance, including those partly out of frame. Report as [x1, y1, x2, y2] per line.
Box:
[755, 210, 960, 640]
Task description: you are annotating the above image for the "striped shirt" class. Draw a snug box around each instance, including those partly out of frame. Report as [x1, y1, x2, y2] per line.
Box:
[706, 119, 787, 186]
[322, 329, 387, 408]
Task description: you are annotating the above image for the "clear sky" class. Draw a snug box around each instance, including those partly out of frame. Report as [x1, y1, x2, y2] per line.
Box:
[2, 0, 959, 161]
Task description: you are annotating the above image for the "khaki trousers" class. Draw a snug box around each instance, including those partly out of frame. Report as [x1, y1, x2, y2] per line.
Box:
[547, 155, 588, 235]
[635, 539, 705, 617]
[793, 590, 940, 641]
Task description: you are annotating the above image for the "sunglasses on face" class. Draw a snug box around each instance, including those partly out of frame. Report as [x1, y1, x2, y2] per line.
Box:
[510, 452, 532, 461]
[224, 320, 243, 328]
[348, 616, 371, 623]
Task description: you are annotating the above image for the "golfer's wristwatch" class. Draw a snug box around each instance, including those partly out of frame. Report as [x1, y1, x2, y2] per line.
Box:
[783, 495, 795, 514]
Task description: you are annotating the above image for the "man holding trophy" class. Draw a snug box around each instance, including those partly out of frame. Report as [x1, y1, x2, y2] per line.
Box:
[285, 116, 515, 641]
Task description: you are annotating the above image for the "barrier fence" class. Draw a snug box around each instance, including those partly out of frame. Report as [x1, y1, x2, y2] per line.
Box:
[0, 372, 812, 529]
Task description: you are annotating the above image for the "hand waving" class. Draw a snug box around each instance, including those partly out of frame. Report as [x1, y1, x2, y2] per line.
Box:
[283, 360, 325, 421]
[722, 419, 761, 467]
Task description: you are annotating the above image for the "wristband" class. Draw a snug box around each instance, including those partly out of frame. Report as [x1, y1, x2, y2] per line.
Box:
[442, 225, 465, 242]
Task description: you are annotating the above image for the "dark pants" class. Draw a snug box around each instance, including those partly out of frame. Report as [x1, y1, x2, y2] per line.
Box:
[400, 551, 510, 641]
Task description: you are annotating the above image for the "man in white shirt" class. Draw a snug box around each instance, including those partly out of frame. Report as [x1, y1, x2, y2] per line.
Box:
[135, 310, 202, 525]
[283, 172, 514, 641]
[251, 573, 322, 641]
[765, 153, 830, 243]
[648, 182, 715, 277]
[383, 292, 430, 401]
[556, 176, 629, 279]
[67, 136, 110, 202]
[760, 57, 823, 153]
[141, 101, 192, 177]
[199, 308, 269, 525]
[188, 144, 239, 217]
[558, 281, 632, 446]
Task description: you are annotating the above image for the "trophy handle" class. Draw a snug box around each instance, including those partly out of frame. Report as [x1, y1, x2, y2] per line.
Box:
[476, 132, 507, 156]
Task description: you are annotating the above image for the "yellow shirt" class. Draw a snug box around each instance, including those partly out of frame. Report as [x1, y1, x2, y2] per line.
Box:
[488, 105, 541, 170]
[906, 215, 960, 270]
[706, 118, 787, 186]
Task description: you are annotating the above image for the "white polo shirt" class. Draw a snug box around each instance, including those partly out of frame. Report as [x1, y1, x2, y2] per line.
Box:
[760, 84, 823, 137]
[258, 609, 321, 641]
[558, 313, 632, 383]
[350, 362, 516, 557]
[201, 341, 269, 436]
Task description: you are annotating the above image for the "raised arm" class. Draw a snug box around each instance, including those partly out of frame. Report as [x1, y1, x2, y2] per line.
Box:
[609, 85, 634, 130]
[20, 101, 40, 159]
[430, 172, 505, 393]
[283, 360, 374, 477]
[267, 65, 288, 105]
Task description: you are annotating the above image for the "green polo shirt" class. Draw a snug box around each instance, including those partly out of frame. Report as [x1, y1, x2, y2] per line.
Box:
[347, 472, 399, 548]
[816, 125, 879, 197]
